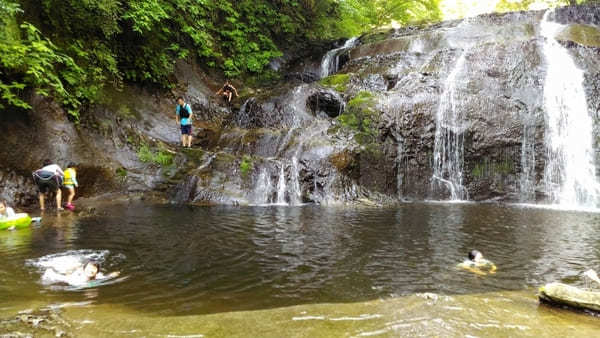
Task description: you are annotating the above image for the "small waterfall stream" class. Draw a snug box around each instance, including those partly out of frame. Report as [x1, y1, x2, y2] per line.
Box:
[432, 50, 469, 200]
[320, 37, 359, 79]
[540, 11, 600, 209]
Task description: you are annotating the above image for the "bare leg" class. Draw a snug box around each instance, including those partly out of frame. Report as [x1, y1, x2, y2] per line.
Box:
[227, 92, 232, 102]
[187, 134, 192, 147]
[67, 188, 75, 204]
[39, 193, 45, 211]
[56, 189, 62, 210]
[181, 134, 185, 146]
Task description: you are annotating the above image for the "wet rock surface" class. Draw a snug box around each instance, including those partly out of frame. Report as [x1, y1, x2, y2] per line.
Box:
[307, 89, 345, 118]
[0, 307, 72, 337]
[2, 5, 600, 206]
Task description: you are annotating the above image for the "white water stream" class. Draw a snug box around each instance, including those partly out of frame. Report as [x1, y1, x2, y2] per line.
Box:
[320, 37, 359, 79]
[432, 50, 469, 200]
[540, 11, 600, 209]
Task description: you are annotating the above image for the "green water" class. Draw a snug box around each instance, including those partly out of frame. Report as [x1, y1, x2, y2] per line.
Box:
[1, 202, 599, 336]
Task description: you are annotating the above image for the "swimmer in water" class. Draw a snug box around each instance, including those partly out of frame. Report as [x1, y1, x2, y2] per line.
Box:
[42, 261, 120, 287]
[457, 250, 497, 276]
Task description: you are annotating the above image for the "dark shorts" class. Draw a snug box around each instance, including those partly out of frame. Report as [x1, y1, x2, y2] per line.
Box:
[33, 170, 62, 194]
[181, 124, 192, 135]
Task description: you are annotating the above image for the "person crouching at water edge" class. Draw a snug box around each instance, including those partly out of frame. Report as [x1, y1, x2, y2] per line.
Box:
[458, 250, 497, 276]
[175, 96, 193, 148]
[32, 159, 64, 211]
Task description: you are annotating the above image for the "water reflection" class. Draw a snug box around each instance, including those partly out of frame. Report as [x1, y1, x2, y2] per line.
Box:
[1, 202, 599, 316]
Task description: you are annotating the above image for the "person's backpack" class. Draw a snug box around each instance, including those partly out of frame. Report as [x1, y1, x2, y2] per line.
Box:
[178, 104, 190, 118]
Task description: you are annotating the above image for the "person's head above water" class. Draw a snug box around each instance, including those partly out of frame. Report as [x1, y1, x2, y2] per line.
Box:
[468, 250, 483, 262]
[83, 261, 100, 279]
[43, 159, 52, 166]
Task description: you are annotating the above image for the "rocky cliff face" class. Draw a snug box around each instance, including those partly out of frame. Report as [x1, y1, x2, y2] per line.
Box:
[2, 5, 600, 208]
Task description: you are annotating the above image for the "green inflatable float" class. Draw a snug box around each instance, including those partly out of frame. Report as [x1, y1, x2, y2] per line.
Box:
[0, 213, 32, 230]
[539, 282, 600, 313]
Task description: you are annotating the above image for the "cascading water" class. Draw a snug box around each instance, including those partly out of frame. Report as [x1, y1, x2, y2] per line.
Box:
[276, 162, 287, 204]
[540, 11, 600, 209]
[253, 168, 274, 205]
[519, 118, 537, 202]
[432, 50, 469, 200]
[320, 37, 359, 79]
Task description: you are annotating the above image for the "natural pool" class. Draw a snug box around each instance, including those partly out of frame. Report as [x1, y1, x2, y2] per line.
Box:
[1, 202, 600, 336]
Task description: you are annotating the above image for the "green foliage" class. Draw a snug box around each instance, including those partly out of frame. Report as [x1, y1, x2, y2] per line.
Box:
[116, 167, 127, 179]
[338, 91, 379, 145]
[138, 143, 173, 166]
[337, 0, 443, 36]
[240, 155, 253, 176]
[0, 12, 86, 116]
[320, 73, 351, 92]
[0, 0, 447, 114]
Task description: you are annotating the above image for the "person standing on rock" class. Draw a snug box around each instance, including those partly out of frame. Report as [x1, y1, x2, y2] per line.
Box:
[175, 96, 193, 148]
[216, 80, 238, 103]
[32, 159, 64, 211]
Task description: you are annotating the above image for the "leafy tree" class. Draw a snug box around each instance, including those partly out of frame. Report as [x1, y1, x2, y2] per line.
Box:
[0, 0, 446, 115]
[337, 0, 442, 36]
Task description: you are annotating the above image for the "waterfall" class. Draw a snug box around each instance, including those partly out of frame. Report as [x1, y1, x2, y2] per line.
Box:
[540, 11, 600, 209]
[276, 162, 287, 204]
[396, 139, 404, 199]
[253, 168, 274, 205]
[289, 157, 302, 205]
[519, 119, 537, 202]
[320, 37, 359, 79]
[432, 50, 469, 200]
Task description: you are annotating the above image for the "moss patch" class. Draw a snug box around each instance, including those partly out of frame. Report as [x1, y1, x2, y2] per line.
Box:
[329, 151, 356, 172]
[472, 159, 514, 179]
[320, 73, 351, 92]
[337, 91, 379, 145]
[360, 28, 395, 45]
[240, 155, 253, 176]
[138, 143, 173, 166]
[557, 24, 600, 48]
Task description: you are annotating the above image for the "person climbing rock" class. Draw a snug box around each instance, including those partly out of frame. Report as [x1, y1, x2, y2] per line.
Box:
[32, 159, 64, 211]
[175, 96, 193, 148]
[457, 250, 497, 275]
[0, 200, 16, 219]
[216, 80, 239, 103]
[63, 162, 78, 211]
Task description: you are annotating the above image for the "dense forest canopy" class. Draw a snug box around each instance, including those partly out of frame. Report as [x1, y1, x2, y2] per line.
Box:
[0, 0, 597, 117]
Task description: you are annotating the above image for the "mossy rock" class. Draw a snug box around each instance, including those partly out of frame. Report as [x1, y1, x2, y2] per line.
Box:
[336, 91, 380, 145]
[539, 282, 600, 312]
[239, 155, 253, 176]
[360, 28, 395, 45]
[320, 73, 351, 92]
[557, 24, 600, 48]
[329, 151, 356, 172]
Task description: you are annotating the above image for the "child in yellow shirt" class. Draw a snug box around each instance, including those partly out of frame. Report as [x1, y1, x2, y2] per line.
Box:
[63, 162, 78, 211]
